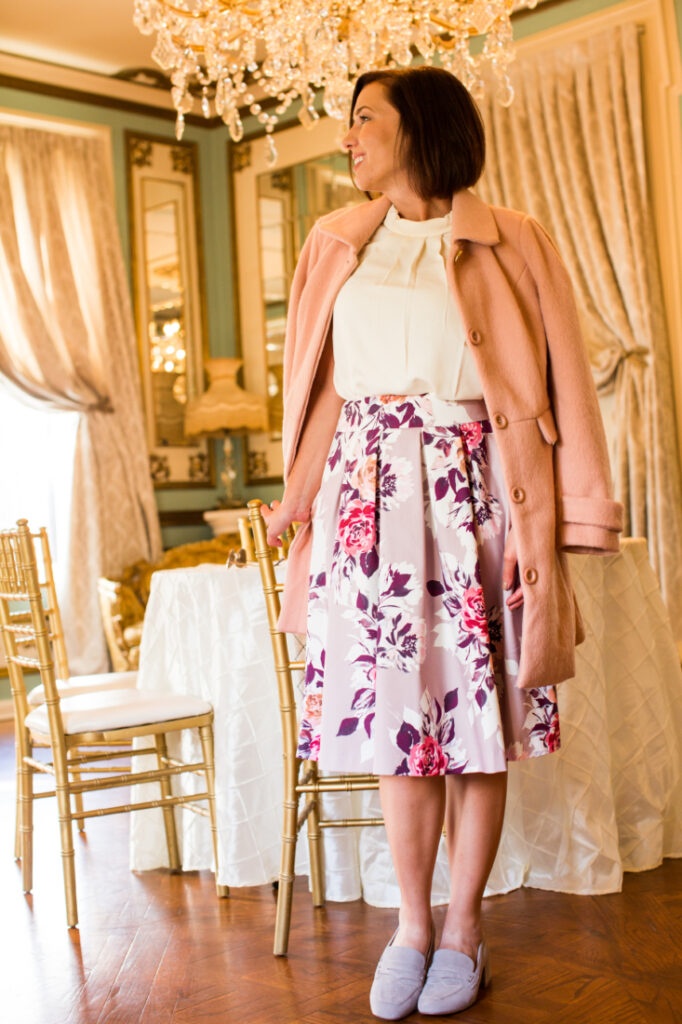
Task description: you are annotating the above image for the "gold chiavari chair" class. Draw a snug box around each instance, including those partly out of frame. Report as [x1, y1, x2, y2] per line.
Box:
[0, 520, 227, 928]
[5, 525, 138, 859]
[246, 500, 383, 956]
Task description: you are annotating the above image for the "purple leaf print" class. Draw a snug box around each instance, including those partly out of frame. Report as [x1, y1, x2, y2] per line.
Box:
[435, 477, 448, 500]
[475, 688, 487, 709]
[357, 591, 369, 611]
[364, 712, 374, 737]
[396, 721, 420, 754]
[388, 571, 411, 597]
[448, 467, 460, 489]
[337, 717, 359, 736]
[439, 718, 455, 747]
[351, 688, 375, 711]
[444, 689, 458, 712]
[360, 547, 379, 577]
[427, 580, 445, 597]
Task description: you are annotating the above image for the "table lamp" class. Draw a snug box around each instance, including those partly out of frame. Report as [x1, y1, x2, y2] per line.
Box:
[185, 357, 268, 507]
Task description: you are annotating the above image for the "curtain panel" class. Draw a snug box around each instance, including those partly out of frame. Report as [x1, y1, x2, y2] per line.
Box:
[476, 22, 682, 635]
[0, 126, 161, 672]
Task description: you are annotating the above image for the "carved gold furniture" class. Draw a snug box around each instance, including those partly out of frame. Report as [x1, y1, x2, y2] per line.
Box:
[246, 500, 382, 956]
[97, 532, 239, 671]
[0, 520, 227, 928]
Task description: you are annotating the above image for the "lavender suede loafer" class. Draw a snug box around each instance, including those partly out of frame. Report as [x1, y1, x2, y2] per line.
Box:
[417, 938, 490, 1016]
[369, 928, 434, 1021]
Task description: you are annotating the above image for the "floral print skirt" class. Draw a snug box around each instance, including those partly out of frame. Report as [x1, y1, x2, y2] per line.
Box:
[296, 394, 560, 776]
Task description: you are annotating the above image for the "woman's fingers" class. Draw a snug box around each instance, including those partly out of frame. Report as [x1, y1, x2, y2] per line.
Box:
[261, 500, 286, 547]
[502, 528, 517, 592]
[502, 528, 524, 607]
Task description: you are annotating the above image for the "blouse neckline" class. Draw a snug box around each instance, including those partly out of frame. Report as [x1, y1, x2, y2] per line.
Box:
[384, 203, 452, 238]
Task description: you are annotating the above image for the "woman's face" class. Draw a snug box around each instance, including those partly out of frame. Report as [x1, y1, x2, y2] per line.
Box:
[342, 82, 405, 194]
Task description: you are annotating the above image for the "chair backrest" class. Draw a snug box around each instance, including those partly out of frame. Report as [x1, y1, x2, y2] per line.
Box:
[97, 577, 139, 672]
[246, 501, 304, 761]
[0, 520, 63, 735]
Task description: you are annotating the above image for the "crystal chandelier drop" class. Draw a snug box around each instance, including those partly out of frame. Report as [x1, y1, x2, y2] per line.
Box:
[133, 1, 535, 162]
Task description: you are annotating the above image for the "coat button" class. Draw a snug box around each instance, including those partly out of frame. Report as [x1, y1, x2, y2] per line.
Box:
[493, 412, 508, 429]
[523, 567, 538, 584]
[468, 328, 482, 346]
[511, 486, 525, 503]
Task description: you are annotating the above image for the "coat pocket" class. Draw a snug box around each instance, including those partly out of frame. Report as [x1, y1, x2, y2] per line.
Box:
[536, 407, 558, 445]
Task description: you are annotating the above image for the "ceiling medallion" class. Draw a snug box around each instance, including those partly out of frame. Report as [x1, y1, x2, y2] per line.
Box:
[133, 0, 536, 163]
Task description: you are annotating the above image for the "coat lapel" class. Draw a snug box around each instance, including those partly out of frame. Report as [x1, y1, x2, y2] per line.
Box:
[315, 189, 500, 253]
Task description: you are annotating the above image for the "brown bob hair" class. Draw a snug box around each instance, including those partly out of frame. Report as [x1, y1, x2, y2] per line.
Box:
[349, 67, 486, 199]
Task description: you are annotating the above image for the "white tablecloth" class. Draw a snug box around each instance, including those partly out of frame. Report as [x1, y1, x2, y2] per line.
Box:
[130, 539, 682, 903]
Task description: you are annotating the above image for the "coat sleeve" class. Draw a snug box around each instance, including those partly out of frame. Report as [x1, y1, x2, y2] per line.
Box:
[280, 224, 320, 482]
[520, 216, 623, 554]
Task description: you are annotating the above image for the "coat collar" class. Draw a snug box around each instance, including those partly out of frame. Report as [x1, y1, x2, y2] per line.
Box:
[317, 189, 500, 252]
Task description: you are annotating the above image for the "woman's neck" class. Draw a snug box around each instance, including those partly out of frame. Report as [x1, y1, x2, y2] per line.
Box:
[385, 187, 452, 222]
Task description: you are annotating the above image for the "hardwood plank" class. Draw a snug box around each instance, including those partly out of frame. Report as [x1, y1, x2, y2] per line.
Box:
[1, 720, 680, 1024]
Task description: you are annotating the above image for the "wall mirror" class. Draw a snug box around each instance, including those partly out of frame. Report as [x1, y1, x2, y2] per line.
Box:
[126, 132, 213, 488]
[232, 118, 365, 483]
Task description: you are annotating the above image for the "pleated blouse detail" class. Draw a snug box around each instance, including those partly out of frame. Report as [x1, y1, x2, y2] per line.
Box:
[332, 204, 483, 402]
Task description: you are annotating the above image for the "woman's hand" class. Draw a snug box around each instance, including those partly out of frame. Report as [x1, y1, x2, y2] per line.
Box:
[502, 528, 524, 610]
[261, 499, 309, 548]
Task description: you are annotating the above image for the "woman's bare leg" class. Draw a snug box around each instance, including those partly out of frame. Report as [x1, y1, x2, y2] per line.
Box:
[379, 775, 446, 954]
[441, 771, 507, 960]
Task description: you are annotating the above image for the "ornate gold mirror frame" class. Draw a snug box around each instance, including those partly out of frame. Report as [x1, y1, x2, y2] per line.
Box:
[126, 132, 214, 488]
[231, 117, 365, 484]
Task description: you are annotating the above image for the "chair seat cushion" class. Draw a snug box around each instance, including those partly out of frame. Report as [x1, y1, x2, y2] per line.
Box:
[25, 688, 212, 736]
[27, 670, 139, 707]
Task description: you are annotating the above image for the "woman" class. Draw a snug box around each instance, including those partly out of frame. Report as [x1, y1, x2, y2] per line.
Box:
[264, 67, 622, 1019]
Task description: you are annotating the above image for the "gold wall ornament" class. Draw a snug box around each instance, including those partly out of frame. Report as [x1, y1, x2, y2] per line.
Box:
[232, 142, 252, 172]
[170, 145, 195, 174]
[133, 0, 536, 160]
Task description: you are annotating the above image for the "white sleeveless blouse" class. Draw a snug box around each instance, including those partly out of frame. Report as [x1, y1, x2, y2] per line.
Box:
[332, 204, 483, 402]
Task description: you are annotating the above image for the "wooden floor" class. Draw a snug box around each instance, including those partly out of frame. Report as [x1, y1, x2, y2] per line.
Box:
[1, 720, 680, 1024]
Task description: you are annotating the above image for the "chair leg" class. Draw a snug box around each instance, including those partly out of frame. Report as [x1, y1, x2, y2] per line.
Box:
[274, 760, 300, 956]
[55, 775, 78, 927]
[68, 748, 86, 833]
[18, 756, 33, 893]
[14, 742, 21, 861]
[305, 762, 325, 907]
[154, 733, 181, 872]
[198, 724, 228, 899]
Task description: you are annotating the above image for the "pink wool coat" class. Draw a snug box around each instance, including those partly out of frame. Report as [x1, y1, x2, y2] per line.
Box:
[278, 189, 623, 690]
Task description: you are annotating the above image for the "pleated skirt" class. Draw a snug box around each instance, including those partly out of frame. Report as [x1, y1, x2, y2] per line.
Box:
[296, 394, 560, 776]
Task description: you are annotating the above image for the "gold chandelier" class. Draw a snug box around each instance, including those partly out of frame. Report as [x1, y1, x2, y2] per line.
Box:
[133, 0, 535, 162]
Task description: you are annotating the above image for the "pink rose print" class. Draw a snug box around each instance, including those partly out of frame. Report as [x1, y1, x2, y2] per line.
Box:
[308, 734, 321, 759]
[378, 394, 407, 404]
[460, 421, 483, 451]
[546, 712, 560, 752]
[338, 499, 376, 556]
[461, 585, 489, 639]
[351, 455, 377, 501]
[303, 692, 323, 725]
[408, 736, 448, 776]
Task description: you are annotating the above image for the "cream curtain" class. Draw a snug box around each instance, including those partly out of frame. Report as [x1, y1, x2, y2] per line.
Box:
[0, 125, 161, 672]
[476, 21, 682, 635]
